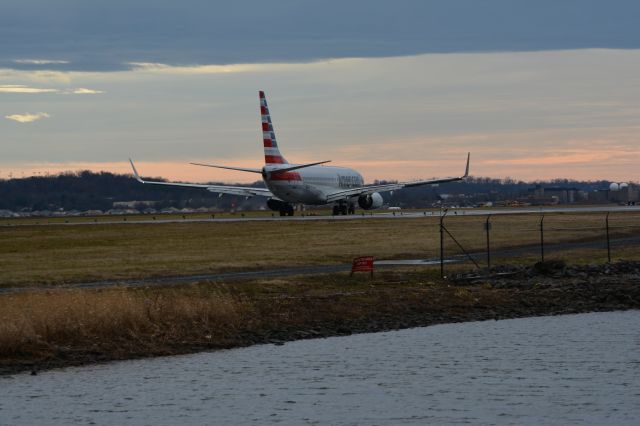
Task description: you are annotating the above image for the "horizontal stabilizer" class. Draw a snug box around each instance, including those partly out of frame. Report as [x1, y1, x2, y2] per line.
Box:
[128, 158, 273, 197]
[190, 163, 263, 173]
[270, 160, 331, 173]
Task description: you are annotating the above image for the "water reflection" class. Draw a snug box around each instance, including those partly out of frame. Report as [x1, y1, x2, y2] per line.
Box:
[1, 311, 639, 425]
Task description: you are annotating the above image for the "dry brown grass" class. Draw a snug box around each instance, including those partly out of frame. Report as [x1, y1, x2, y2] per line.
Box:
[0, 271, 425, 366]
[2, 261, 639, 372]
[0, 287, 248, 360]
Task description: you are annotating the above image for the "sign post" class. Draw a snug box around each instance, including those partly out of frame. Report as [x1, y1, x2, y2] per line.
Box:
[351, 256, 374, 278]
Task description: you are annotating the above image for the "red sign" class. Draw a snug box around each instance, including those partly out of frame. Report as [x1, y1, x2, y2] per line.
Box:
[351, 256, 374, 276]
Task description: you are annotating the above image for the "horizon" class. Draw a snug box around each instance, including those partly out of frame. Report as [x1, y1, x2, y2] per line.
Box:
[0, 167, 630, 187]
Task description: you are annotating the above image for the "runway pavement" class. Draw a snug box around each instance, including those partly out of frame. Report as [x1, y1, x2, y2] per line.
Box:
[2, 205, 639, 227]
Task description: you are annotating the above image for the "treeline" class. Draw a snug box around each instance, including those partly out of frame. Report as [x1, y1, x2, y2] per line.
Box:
[0, 171, 266, 212]
[387, 177, 612, 207]
[0, 171, 613, 212]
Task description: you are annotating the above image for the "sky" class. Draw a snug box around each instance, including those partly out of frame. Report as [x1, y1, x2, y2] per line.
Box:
[2, 0, 640, 183]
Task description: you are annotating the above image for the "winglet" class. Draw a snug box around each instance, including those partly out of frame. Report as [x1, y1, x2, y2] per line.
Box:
[463, 152, 470, 178]
[129, 158, 144, 183]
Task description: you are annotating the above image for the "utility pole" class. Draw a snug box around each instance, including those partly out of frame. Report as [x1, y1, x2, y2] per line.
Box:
[606, 212, 611, 263]
[485, 215, 492, 271]
[440, 208, 448, 278]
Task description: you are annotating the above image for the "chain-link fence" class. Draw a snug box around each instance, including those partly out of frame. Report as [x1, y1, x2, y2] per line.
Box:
[436, 209, 640, 277]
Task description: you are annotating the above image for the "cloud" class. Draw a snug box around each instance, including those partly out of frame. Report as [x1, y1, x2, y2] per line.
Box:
[2, 48, 640, 182]
[5, 112, 51, 123]
[129, 62, 268, 74]
[128, 59, 352, 75]
[70, 88, 105, 94]
[0, 84, 104, 95]
[2, 1, 640, 71]
[0, 69, 73, 84]
[0, 84, 58, 94]
[13, 59, 69, 65]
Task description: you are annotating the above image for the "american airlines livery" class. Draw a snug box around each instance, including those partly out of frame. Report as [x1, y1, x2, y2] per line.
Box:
[130, 91, 470, 216]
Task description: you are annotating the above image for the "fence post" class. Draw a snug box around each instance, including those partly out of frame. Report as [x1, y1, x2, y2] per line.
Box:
[485, 215, 492, 271]
[606, 212, 611, 263]
[440, 208, 448, 278]
[540, 214, 545, 262]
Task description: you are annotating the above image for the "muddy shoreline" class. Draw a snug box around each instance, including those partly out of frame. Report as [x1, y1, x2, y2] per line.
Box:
[2, 261, 640, 377]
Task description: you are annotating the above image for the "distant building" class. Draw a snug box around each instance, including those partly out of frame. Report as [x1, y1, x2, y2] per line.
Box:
[528, 185, 583, 204]
[0, 209, 18, 218]
[607, 184, 639, 204]
[590, 190, 609, 203]
[112, 200, 156, 208]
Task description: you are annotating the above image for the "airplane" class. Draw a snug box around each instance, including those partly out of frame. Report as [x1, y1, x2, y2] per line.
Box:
[129, 91, 470, 216]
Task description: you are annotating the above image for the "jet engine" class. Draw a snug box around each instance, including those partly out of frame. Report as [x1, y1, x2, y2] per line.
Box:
[358, 192, 384, 210]
[267, 198, 287, 211]
[267, 198, 294, 216]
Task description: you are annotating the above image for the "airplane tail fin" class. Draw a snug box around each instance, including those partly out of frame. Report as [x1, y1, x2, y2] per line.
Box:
[259, 91, 288, 164]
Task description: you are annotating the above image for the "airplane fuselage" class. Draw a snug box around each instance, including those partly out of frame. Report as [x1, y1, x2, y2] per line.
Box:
[264, 164, 364, 204]
[130, 90, 468, 216]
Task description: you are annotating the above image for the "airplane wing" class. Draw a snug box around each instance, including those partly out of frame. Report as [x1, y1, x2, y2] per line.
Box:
[325, 153, 470, 203]
[129, 159, 274, 198]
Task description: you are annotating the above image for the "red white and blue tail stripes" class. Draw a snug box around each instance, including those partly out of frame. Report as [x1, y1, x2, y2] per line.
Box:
[260, 90, 288, 164]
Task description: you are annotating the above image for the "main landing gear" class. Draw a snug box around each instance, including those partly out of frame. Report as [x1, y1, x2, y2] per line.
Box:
[267, 199, 295, 216]
[279, 204, 295, 216]
[332, 203, 355, 216]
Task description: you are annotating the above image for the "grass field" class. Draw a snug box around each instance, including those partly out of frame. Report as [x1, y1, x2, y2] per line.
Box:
[2, 210, 640, 372]
[1, 210, 640, 288]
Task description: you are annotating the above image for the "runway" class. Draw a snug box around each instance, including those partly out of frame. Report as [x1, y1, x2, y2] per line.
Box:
[2, 205, 639, 227]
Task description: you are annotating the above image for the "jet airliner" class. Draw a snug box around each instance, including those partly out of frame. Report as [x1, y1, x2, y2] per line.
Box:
[130, 91, 470, 216]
